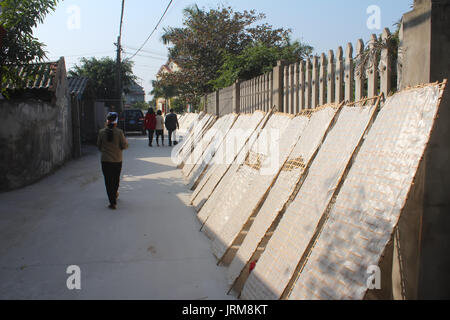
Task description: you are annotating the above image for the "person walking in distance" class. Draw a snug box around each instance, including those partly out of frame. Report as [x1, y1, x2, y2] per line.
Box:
[97, 112, 128, 210]
[145, 108, 156, 147]
[155, 110, 165, 147]
[165, 109, 180, 147]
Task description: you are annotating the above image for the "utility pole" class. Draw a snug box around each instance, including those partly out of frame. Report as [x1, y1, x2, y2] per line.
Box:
[115, 0, 125, 113]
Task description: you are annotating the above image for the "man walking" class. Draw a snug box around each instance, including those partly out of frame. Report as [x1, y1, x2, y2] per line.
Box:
[97, 112, 128, 210]
[165, 109, 180, 147]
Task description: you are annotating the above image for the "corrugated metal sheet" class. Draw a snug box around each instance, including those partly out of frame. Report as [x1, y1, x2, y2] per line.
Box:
[68, 77, 89, 99]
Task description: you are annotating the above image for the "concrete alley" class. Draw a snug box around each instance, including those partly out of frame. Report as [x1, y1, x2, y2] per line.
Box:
[0, 134, 234, 300]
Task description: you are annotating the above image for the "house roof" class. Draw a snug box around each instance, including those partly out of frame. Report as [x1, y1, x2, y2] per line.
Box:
[4, 60, 59, 91]
[68, 76, 89, 99]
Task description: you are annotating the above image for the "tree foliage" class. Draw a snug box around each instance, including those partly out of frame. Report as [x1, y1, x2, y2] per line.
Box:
[0, 0, 60, 92]
[158, 5, 312, 107]
[69, 57, 137, 102]
[131, 101, 149, 111]
[211, 41, 313, 89]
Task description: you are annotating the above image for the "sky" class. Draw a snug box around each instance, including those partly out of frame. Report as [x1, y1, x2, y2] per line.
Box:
[34, 0, 413, 101]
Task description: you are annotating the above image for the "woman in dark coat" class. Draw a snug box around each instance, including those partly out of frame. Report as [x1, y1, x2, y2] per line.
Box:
[144, 108, 157, 147]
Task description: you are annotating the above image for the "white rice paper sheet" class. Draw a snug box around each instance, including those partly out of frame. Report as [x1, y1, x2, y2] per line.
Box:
[186, 114, 238, 189]
[210, 114, 311, 260]
[203, 113, 292, 242]
[183, 114, 238, 182]
[242, 103, 378, 300]
[181, 115, 230, 177]
[288, 85, 442, 300]
[227, 107, 339, 286]
[178, 113, 199, 136]
[189, 114, 253, 206]
[176, 113, 204, 155]
[176, 114, 216, 165]
[193, 112, 266, 215]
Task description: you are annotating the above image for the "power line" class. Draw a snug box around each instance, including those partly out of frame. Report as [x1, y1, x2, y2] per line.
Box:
[126, 0, 174, 61]
[123, 45, 167, 57]
[123, 50, 167, 61]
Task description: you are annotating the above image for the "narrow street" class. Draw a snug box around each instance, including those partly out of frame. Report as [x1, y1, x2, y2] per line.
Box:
[0, 134, 234, 300]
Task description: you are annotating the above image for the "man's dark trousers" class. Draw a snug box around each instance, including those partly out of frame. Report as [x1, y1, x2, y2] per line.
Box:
[101, 162, 122, 206]
[168, 129, 176, 146]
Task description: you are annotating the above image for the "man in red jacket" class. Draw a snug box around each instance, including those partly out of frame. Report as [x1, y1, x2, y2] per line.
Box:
[144, 108, 157, 147]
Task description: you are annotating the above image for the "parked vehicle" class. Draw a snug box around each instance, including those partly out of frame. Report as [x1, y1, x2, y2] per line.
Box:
[118, 109, 146, 135]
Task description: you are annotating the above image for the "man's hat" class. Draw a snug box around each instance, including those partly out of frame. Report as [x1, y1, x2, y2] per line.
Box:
[107, 112, 118, 124]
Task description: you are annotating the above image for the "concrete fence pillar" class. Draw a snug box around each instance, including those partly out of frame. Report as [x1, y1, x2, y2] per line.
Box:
[305, 58, 312, 109]
[327, 50, 335, 104]
[273, 60, 287, 112]
[299, 60, 306, 110]
[319, 53, 327, 106]
[215, 91, 220, 116]
[335, 47, 344, 104]
[233, 80, 240, 114]
[355, 39, 365, 101]
[380, 28, 392, 96]
[345, 43, 354, 102]
[312, 56, 320, 108]
[367, 34, 379, 97]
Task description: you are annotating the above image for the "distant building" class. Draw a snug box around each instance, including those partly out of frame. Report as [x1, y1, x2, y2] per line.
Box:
[124, 80, 145, 108]
[155, 59, 190, 114]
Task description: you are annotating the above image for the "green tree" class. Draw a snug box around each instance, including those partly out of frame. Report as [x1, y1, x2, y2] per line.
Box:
[0, 0, 60, 93]
[69, 57, 137, 108]
[131, 101, 149, 111]
[211, 41, 313, 89]
[159, 5, 307, 103]
[151, 79, 177, 110]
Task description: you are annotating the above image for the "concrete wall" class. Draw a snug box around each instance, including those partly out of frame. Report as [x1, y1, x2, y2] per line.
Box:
[0, 85, 73, 192]
[396, 0, 450, 299]
[218, 86, 233, 117]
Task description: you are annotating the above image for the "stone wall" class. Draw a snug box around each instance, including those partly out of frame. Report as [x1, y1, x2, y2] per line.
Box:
[0, 96, 73, 192]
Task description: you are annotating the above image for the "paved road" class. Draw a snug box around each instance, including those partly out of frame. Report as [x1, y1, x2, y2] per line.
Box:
[0, 133, 234, 300]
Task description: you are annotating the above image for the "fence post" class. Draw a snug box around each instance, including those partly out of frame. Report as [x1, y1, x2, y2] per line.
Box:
[265, 73, 270, 112]
[355, 39, 365, 101]
[367, 34, 379, 97]
[335, 46, 344, 103]
[344, 43, 354, 102]
[299, 60, 306, 110]
[233, 80, 240, 114]
[215, 91, 220, 116]
[327, 50, 335, 104]
[319, 53, 327, 106]
[284, 65, 289, 113]
[305, 58, 312, 109]
[312, 56, 320, 108]
[294, 63, 300, 113]
[273, 60, 287, 112]
[202, 95, 206, 113]
[289, 64, 295, 114]
[379, 28, 392, 97]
